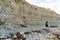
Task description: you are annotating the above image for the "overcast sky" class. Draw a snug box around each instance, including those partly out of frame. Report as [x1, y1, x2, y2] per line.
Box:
[26, 0, 60, 14]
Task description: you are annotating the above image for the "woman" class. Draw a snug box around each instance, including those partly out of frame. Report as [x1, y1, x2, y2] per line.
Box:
[45, 21, 48, 30]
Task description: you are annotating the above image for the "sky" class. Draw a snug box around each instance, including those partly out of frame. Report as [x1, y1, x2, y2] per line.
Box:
[26, 0, 60, 14]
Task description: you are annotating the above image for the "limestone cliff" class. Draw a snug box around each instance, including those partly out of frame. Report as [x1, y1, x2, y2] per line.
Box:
[0, 0, 59, 26]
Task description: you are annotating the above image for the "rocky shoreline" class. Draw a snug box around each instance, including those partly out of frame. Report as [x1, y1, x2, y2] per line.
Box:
[0, 25, 60, 40]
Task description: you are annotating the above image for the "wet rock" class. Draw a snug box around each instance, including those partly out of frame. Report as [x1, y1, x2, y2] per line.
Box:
[12, 38, 18, 40]
[0, 38, 6, 40]
[10, 33, 14, 38]
[24, 32, 31, 35]
[16, 32, 21, 39]
[6, 33, 14, 39]
[6, 34, 10, 38]
[20, 24, 27, 27]
[16, 32, 26, 40]
[42, 29, 51, 33]
[32, 30, 41, 33]
[22, 37, 26, 40]
[50, 26, 58, 28]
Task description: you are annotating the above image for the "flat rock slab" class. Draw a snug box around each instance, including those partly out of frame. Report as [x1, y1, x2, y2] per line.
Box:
[52, 32, 60, 36]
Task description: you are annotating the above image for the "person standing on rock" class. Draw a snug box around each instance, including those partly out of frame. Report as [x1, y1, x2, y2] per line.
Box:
[45, 21, 48, 30]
